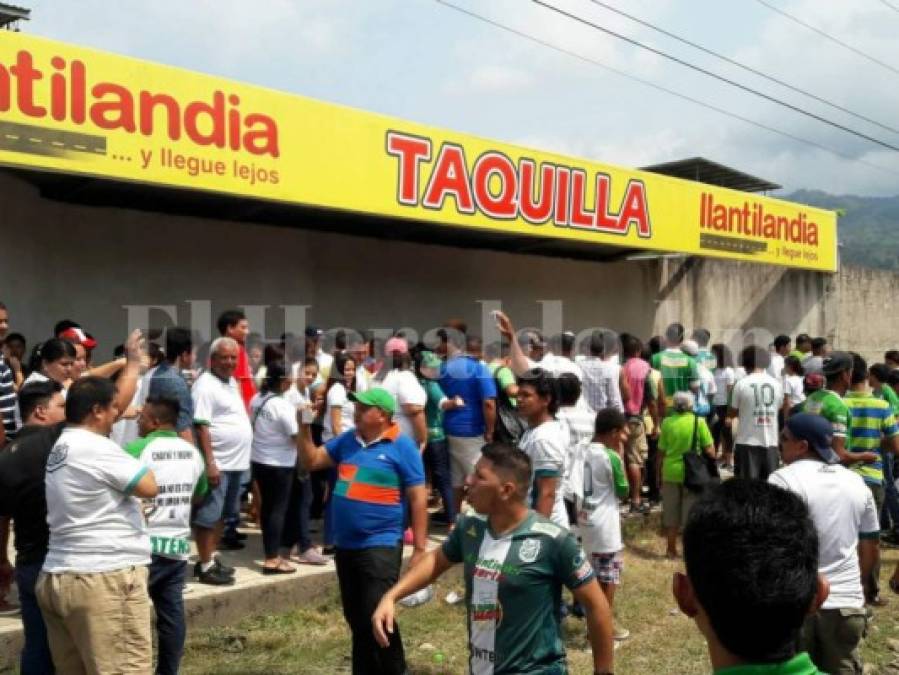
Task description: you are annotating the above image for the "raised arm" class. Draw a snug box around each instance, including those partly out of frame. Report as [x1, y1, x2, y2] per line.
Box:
[298, 423, 335, 472]
[112, 330, 145, 419]
[494, 311, 531, 376]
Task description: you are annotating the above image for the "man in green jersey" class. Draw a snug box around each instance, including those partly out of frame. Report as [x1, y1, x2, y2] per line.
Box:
[674, 480, 828, 674]
[790, 334, 812, 362]
[801, 352, 878, 465]
[870, 363, 899, 414]
[372, 443, 614, 675]
[843, 354, 899, 605]
[652, 323, 700, 413]
[869, 363, 899, 544]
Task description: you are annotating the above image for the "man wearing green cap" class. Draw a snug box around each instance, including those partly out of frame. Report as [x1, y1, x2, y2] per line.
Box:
[300, 387, 427, 675]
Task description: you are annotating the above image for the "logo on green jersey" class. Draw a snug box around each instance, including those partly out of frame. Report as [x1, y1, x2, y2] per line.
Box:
[518, 538, 541, 563]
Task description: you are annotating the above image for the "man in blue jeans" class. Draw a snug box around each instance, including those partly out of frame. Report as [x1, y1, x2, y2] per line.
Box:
[126, 397, 208, 675]
[438, 327, 496, 514]
[0, 380, 67, 674]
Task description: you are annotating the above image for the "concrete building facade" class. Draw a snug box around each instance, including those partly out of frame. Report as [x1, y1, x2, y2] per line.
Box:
[0, 170, 893, 362]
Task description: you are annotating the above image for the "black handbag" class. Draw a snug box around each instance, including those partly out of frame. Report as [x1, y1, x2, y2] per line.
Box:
[493, 366, 528, 444]
[683, 413, 720, 493]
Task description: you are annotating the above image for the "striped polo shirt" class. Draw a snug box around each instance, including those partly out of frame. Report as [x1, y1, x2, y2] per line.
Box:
[325, 423, 424, 549]
[845, 391, 899, 486]
[0, 360, 19, 440]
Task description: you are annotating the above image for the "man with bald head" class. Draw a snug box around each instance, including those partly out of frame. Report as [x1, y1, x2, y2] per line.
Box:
[191, 337, 252, 585]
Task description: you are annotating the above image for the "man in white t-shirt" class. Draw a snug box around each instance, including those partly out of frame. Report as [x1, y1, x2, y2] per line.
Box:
[579, 330, 628, 413]
[126, 396, 207, 675]
[191, 337, 252, 584]
[769, 413, 879, 674]
[36, 376, 159, 674]
[516, 369, 570, 529]
[767, 335, 791, 380]
[728, 346, 784, 481]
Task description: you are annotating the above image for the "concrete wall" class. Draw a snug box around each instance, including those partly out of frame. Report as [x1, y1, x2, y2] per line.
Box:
[0, 172, 660, 358]
[832, 265, 899, 363]
[652, 256, 831, 351]
[0, 171, 893, 361]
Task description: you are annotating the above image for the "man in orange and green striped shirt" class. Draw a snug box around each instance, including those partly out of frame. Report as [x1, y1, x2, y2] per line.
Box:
[299, 387, 427, 675]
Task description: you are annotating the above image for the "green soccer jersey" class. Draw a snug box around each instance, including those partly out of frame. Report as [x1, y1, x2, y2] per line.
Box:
[124, 430, 208, 560]
[714, 652, 823, 674]
[441, 511, 595, 674]
[876, 385, 899, 416]
[652, 348, 699, 411]
[421, 378, 447, 442]
[801, 389, 850, 438]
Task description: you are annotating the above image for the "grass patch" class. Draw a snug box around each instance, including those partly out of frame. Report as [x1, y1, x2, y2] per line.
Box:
[181, 516, 899, 674]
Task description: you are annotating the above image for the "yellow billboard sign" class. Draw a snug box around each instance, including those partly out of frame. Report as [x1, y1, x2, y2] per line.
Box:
[0, 32, 837, 271]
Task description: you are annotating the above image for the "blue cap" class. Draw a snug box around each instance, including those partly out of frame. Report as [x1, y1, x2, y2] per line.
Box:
[785, 413, 839, 464]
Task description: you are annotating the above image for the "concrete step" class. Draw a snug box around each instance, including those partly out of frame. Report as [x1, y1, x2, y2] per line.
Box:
[0, 522, 448, 669]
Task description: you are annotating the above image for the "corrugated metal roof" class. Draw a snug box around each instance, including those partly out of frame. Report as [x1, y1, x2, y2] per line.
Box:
[0, 2, 30, 28]
[640, 156, 781, 193]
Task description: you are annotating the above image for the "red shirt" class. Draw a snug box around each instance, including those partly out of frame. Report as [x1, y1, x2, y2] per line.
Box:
[235, 344, 257, 412]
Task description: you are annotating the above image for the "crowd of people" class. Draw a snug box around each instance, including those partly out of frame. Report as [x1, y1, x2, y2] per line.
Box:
[0, 298, 898, 673]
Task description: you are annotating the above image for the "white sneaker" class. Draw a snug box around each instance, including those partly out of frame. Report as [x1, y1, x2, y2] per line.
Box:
[613, 626, 630, 641]
[399, 585, 434, 607]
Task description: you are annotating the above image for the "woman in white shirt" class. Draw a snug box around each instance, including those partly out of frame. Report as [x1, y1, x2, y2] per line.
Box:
[711, 344, 736, 470]
[323, 353, 357, 441]
[23, 338, 76, 391]
[285, 357, 320, 413]
[321, 353, 357, 555]
[375, 337, 427, 448]
[250, 361, 301, 575]
[280, 356, 328, 566]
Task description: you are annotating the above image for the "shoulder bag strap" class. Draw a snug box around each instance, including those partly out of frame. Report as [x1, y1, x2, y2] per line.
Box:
[252, 393, 278, 429]
[690, 412, 700, 455]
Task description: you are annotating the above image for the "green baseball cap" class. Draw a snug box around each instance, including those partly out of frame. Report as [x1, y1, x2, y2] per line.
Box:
[420, 351, 442, 369]
[349, 387, 396, 415]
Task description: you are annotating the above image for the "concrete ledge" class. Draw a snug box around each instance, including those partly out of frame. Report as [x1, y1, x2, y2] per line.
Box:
[0, 561, 338, 670]
[0, 527, 446, 669]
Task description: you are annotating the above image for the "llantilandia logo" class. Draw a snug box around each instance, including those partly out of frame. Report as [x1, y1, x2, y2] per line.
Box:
[698, 191, 820, 259]
[0, 49, 281, 184]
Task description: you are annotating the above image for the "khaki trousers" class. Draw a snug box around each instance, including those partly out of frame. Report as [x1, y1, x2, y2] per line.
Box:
[36, 565, 152, 675]
[801, 607, 867, 674]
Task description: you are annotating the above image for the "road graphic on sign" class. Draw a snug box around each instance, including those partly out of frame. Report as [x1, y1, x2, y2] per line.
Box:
[0, 119, 106, 158]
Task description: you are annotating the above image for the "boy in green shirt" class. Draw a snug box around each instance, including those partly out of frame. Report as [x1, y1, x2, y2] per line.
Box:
[674, 480, 827, 674]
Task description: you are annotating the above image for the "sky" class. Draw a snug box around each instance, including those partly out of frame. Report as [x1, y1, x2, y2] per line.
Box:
[23, 0, 899, 197]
